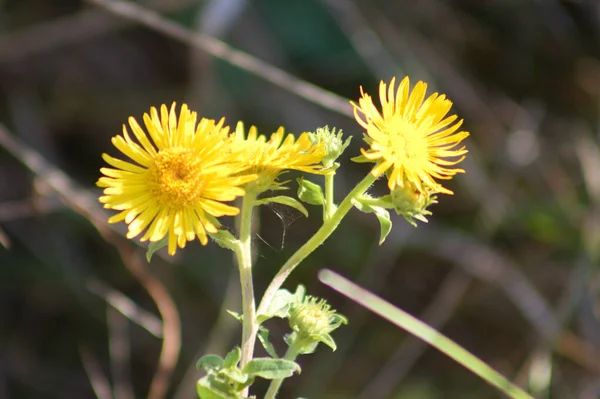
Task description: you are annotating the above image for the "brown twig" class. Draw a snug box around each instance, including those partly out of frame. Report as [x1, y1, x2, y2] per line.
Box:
[0, 0, 198, 64]
[0, 124, 181, 399]
[85, 0, 352, 117]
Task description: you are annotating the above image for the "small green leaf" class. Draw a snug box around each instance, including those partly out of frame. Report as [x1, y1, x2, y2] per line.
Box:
[209, 229, 238, 251]
[222, 367, 249, 384]
[146, 237, 168, 262]
[295, 340, 319, 355]
[257, 288, 296, 323]
[296, 177, 325, 206]
[226, 310, 243, 323]
[352, 199, 392, 244]
[243, 358, 301, 380]
[223, 348, 241, 368]
[197, 377, 239, 399]
[350, 154, 371, 163]
[257, 326, 279, 358]
[256, 195, 309, 217]
[197, 355, 223, 372]
[314, 332, 337, 351]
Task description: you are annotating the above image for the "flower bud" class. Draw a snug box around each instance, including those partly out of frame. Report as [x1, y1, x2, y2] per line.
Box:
[390, 179, 438, 226]
[309, 126, 351, 168]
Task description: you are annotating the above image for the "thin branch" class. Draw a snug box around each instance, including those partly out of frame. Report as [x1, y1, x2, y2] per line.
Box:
[79, 345, 113, 399]
[86, 0, 352, 117]
[0, 0, 198, 64]
[108, 307, 136, 399]
[87, 277, 163, 338]
[0, 124, 181, 399]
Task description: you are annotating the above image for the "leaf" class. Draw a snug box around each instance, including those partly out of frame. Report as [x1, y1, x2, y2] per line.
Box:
[146, 237, 168, 262]
[256, 195, 308, 217]
[352, 199, 392, 245]
[296, 177, 325, 206]
[226, 310, 243, 323]
[222, 367, 249, 385]
[243, 358, 301, 380]
[209, 229, 238, 251]
[197, 355, 224, 372]
[223, 348, 241, 368]
[257, 326, 279, 358]
[197, 377, 240, 399]
[314, 332, 337, 351]
[257, 288, 296, 323]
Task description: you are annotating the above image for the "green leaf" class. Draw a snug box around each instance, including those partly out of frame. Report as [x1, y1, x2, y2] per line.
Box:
[256, 195, 309, 217]
[314, 332, 337, 351]
[257, 325, 279, 358]
[223, 348, 241, 368]
[257, 288, 296, 323]
[146, 237, 168, 262]
[197, 377, 240, 399]
[221, 367, 249, 385]
[197, 355, 224, 372]
[243, 358, 301, 380]
[209, 229, 238, 251]
[226, 310, 243, 323]
[351, 199, 392, 244]
[296, 177, 325, 206]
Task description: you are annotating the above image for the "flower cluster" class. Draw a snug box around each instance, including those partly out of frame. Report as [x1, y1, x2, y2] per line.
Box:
[98, 77, 469, 255]
[97, 103, 326, 255]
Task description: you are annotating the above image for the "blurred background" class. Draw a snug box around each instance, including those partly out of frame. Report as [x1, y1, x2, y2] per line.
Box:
[2, 0, 600, 398]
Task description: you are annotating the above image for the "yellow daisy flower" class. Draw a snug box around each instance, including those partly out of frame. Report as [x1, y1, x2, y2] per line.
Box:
[97, 103, 256, 255]
[232, 122, 327, 192]
[352, 77, 469, 194]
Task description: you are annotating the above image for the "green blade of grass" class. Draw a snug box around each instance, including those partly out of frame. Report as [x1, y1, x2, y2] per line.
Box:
[318, 269, 536, 399]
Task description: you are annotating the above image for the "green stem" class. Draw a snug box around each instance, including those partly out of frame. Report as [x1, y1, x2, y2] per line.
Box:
[323, 173, 335, 220]
[235, 192, 258, 372]
[257, 172, 377, 316]
[264, 341, 301, 399]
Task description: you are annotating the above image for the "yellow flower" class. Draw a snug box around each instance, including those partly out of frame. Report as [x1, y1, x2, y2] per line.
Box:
[232, 122, 327, 192]
[352, 77, 469, 194]
[97, 103, 256, 255]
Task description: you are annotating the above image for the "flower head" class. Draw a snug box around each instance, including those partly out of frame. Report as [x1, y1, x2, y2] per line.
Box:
[97, 103, 256, 255]
[287, 294, 347, 353]
[233, 122, 327, 192]
[352, 77, 469, 194]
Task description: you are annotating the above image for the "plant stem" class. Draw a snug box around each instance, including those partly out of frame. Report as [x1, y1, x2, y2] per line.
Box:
[264, 342, 301, 399]
[236, 192, 258, 372]
[257, 172, 377, 316]
[324, 173, 335, 220]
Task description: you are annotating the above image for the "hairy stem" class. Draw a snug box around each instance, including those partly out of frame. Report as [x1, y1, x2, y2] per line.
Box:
[257, 172, 377, 316]
[324, 173, 335, 220]
[235, 192, 258, 374]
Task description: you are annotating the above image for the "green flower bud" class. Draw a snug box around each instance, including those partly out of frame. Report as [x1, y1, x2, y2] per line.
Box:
[288, 295, 347, 353]
[309, 126, 351, 168]
[390, 180, 438, 227]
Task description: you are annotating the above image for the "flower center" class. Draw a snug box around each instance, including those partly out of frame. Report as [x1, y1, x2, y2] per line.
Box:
[388, 117, 428, 161]
[150, 148, 205, 208]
